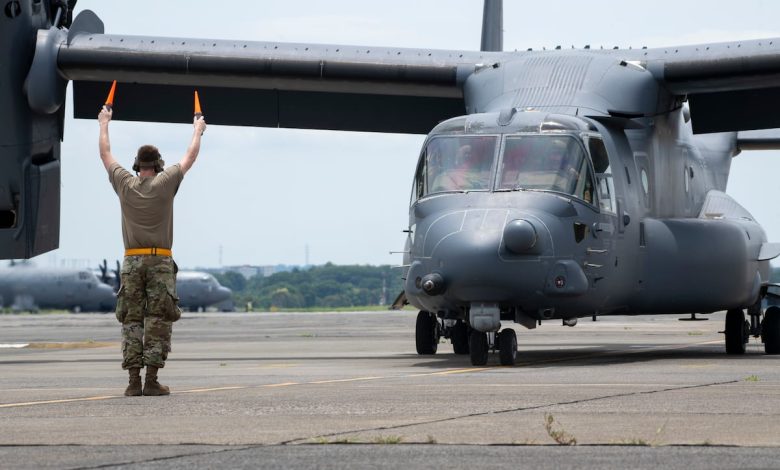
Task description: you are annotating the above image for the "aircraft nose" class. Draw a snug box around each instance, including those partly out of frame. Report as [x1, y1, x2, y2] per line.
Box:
[99, 284, 118, 310]
[418, 228, 522, 301]
[217, 287, 232, 301]
[407, 210, 559, 304]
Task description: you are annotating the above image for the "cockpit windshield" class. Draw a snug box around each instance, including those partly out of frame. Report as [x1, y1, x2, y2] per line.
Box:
[498, 135, 593, 203]
[416, 136, 498, 196]
[412, 133, 598, 205]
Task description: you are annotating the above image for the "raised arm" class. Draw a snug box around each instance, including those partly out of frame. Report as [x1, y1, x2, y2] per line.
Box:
[180, 116, 207, 175]
[98, 106, 118, 171]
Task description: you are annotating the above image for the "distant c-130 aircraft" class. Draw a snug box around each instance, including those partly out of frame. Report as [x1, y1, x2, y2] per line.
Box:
[3, 0, 780, 365]
[0, 260, 232, 313]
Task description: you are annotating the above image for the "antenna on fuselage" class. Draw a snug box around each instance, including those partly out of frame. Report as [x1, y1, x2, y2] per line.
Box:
[480, 0, 503, 52]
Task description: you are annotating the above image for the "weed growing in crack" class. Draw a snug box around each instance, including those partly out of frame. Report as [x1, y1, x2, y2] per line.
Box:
[543, 413, 577, 445]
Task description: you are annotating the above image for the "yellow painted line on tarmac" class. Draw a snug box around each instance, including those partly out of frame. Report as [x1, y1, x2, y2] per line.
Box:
[407, 367, 496, 377]
[263, 382, 299, 388]
[308, 376, 384, 384]
[0, 395, 120, 408]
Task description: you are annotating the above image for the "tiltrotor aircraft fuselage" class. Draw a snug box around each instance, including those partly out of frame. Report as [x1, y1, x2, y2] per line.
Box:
[403, 80, 776, 365]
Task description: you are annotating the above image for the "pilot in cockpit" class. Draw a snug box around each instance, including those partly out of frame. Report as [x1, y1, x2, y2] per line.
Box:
[431, 143, 490, 191]
[546, 139, 581, 194]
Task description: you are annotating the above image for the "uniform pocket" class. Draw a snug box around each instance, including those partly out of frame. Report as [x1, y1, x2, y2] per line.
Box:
[165, 284, 182, 322]
[115, 285, 127, 323]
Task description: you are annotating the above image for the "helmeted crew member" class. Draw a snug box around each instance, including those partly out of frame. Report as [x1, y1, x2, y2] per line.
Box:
[98, 106, 206, 396]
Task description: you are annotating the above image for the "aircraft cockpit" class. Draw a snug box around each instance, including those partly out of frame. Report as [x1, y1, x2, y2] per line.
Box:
[412, 112, 616, 212]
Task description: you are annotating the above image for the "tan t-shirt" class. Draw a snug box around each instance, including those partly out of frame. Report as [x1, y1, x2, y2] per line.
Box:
[108, 162, 184, 250]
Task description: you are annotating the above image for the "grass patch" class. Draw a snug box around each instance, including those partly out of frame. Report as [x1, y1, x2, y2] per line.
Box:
[543, 413, 577, 446]
[511, 439, 538, 445]
[613, 419, 667, 447]
[312, 436, 357, 444]
[745, 375, 759, 382]
[371, 435, 404, 444]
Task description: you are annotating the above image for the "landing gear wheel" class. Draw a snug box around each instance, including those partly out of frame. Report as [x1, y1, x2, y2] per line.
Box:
[498, 328, 518, 366]
[451, 321, 470, 354]
[763, 306, 780, 355]
[725, 308, 747, 355]
[469, 330, 488, 366]
[415, 311, 439, 355]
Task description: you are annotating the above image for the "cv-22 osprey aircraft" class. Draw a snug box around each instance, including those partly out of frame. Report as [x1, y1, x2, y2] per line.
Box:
[4, 0, 780, 365]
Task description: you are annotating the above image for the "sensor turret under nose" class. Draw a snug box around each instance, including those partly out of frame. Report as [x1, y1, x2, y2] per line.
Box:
[420, 273, 446, 296]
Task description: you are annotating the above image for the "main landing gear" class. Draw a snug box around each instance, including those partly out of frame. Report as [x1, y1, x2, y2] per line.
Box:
[469, 328, 517, 366]
[725, 309, 749, 354]
[763, 306, 780, 354]
[724, 304, 780, 355]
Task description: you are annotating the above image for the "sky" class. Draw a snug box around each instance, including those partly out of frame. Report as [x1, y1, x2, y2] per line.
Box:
[45, 0, 780, 269]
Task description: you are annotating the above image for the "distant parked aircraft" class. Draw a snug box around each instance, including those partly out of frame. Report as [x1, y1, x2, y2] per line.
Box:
[176, 271, 233, 312]
[97, 260, 233, 312]
[0, 262, 116, 312]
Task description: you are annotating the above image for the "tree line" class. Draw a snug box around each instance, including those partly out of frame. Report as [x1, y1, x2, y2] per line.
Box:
[213, 263, 405, 310]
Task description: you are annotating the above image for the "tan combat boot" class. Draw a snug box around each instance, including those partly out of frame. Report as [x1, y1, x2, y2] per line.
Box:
[143, 366, 170, 396]
[124, 368, 142, 396]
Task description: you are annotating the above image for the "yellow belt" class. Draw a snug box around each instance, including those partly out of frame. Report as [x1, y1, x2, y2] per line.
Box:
[124, 248, 172, 257]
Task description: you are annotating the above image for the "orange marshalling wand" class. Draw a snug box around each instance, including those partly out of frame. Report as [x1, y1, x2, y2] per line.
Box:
[194, 90, 202, 117]
[104, 80, 117, 110]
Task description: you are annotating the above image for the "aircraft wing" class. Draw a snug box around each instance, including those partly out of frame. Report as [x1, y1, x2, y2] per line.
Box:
[639, 38, 780, 133]
[60, 14, 502, 134]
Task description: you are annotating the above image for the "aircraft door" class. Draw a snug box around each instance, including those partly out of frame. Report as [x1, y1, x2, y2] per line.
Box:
[585, 129, 637, 313]
[579, 136, 619, 310]
[588, 136, 620, 237]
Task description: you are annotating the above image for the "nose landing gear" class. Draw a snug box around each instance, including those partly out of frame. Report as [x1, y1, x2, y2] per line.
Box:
[450, 320, 470, 355]
[498, 328, 518, 366]
[469, 330, 489, 366]
[724, 304, 780, 355]
[468, 328, 517, 366]
[414, 310, 518, 365]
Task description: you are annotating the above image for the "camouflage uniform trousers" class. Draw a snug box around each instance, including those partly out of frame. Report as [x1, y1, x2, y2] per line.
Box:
[115, 255, 181, 370]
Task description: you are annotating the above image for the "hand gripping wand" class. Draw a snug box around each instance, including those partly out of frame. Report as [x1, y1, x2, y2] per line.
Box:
[104, 80, 117, 111]
[194, 90, 204, 135]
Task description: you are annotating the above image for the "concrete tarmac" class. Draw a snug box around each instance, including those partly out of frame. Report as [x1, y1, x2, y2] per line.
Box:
[1, 311, 779, 469]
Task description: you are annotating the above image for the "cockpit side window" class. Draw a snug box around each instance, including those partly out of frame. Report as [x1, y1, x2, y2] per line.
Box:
[415, 136, 498, 197]
[588, 137, 616, 214]
[498, 135, 592, 202]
